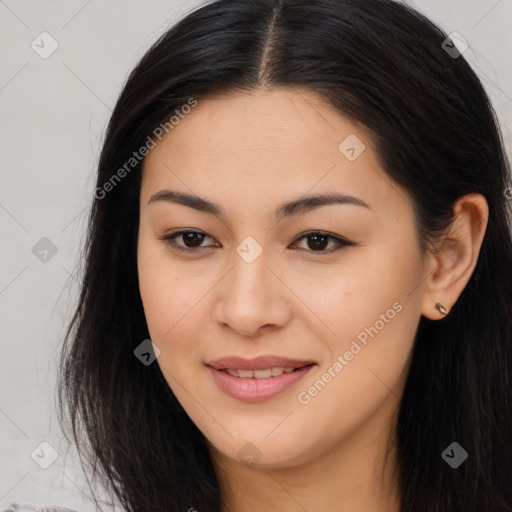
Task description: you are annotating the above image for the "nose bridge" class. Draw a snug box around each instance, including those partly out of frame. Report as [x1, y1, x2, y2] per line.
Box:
[216, 240, 289, 335]
[228, 243, 272, 307]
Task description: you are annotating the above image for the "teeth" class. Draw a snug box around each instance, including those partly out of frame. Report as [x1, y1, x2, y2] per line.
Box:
[254, 368, 272, 378]
[223, 366, 299, 378]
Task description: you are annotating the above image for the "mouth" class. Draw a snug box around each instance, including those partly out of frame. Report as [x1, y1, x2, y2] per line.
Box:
[206, 355, 316, 372]
[211, 364, 315, 379]
[205, 357, 317, 402]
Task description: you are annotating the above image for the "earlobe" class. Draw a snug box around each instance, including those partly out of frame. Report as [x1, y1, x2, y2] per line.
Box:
[420, 193, 489, 321]
[434, 301, 449, 316]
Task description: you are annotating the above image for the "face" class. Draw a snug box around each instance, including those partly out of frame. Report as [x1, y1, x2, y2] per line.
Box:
[137, 87, 427, 469]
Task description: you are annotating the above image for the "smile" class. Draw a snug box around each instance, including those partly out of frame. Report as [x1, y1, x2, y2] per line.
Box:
[222, 367, 299, 378]
[207, 363, 316, 402]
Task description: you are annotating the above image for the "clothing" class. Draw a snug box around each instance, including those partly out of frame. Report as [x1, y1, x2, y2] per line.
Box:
[1, 504, 79, 512]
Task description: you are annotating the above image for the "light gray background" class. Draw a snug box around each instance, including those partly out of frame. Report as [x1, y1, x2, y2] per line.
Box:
[0, 0, 511, 510]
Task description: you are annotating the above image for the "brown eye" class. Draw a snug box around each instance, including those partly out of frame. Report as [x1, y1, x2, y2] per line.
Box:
[161, 230, 216, 251]
[291, 231, 355, 253]
[177, 231, 206, 248]
[305, 233, 330, 251]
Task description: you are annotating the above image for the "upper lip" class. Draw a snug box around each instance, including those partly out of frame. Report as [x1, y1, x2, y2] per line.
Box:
[206, 355, 316, 371]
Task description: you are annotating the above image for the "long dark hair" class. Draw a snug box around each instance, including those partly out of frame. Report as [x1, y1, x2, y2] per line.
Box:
[57, 0, 512, 510]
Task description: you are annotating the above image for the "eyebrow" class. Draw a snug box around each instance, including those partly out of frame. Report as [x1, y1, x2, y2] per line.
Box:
[147, 189, 371, 220]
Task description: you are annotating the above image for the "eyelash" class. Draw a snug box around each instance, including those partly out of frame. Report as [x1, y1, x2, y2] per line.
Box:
[159, 230, 355, 254]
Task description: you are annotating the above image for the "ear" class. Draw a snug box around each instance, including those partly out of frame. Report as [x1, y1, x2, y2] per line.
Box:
[420, 193, 489, 320]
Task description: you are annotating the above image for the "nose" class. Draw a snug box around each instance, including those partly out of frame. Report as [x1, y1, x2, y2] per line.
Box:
[214, 249, 292, 337]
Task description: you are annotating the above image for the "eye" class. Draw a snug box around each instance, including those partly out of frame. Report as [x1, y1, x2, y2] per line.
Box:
[160, 230, 355, 254]
[160, 230, 218, 252]
[290, 231, 355, 253]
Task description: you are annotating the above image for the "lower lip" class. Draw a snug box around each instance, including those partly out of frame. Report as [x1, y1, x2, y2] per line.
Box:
[206, 365, 316, 402]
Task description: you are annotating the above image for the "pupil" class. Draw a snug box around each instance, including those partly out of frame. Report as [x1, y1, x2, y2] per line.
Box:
[184, 232, 204, 247]
[308, 234, 328, 251]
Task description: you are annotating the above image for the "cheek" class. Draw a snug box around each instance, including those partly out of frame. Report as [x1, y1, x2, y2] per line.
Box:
[293, 235, 422, 426]
[137, 237, 214, 384]
[296, 235, 421, 350]
[137, 234, 183, 344]
[296, 300, 417, 450]
[138, 267, 199, 346]
[138, 266, 206, 398]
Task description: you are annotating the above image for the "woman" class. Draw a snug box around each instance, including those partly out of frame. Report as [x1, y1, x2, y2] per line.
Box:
[7, 0, 511, 511]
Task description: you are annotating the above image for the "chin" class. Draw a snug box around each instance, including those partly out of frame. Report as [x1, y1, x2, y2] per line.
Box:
[207, 430, 317, 470]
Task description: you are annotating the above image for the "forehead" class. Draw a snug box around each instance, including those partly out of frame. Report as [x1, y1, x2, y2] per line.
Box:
[141, 87, 413, 219]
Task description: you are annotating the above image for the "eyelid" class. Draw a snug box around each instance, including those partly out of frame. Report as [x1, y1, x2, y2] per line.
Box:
[159, 229, 217, 252]
[291, 231, 355, 252]
[160, 229, 355, 253]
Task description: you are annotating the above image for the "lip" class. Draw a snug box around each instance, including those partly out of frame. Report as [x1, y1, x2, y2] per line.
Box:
[206, 363, 317, 403]
[206, 355, 316, 371]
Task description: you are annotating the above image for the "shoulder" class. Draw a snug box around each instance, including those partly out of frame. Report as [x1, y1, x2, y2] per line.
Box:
[1, 504, 80, 512]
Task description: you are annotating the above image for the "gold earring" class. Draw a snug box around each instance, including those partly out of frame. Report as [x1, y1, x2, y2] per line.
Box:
[435, 302, 448, 315]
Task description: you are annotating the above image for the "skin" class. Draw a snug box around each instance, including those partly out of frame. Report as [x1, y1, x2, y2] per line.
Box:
[137, 87, 488, 512]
